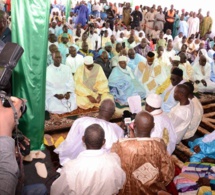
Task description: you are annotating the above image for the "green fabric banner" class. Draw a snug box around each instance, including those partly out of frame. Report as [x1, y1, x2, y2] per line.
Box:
[66, 0, 71, 21]
[12, 0, 50, 150]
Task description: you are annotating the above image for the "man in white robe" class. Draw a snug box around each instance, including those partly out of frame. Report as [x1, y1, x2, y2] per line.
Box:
[187, 12, 200, 38]
[183, 82, 203, 140]
[134, 51, 167, 95]
[51, 124, 126, 195]
[46, 51, 77, 114]
[145, 94, 177, 154]
[65, 44, 84, 74]
[168, 84, 192, 144]
[192, 55, 215, 93]
[54, 99, 124, 165]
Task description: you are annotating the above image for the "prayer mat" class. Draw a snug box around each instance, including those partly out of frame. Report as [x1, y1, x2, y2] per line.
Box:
[44, 101, 146, 133]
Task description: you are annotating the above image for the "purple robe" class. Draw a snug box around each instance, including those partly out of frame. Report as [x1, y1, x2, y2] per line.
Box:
[74, 4, 89, 27]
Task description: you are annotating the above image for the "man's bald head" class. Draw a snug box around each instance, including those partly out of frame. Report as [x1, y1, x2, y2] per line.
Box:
[134, 111, 154, 137]
[99, 99, 115, 115]
[83, 124, 105, 149]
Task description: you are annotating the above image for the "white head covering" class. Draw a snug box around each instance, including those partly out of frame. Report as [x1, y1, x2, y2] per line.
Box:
[84, 56, 94, 65]
[172, 56, 180, 61]
[119, 55, 127, 62]
[146, 94, 162, 108]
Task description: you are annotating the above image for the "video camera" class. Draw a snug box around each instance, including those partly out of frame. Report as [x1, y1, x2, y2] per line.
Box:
[0, 42, 24, 107]
[0, 42, 29, 156]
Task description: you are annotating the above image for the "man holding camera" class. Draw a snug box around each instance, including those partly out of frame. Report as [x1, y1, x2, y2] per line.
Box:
[0, 97, 22, 194]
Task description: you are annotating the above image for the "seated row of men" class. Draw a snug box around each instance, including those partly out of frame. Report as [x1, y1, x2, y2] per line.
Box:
[46, 45, 211, 115]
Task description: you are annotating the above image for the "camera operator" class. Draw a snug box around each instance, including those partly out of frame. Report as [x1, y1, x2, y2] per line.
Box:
[0, 97, 23, 195]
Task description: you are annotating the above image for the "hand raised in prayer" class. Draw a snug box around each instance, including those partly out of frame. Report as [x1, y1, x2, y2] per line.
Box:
[54, 94, 64, 100]
[195, 80, 200, 84]
[87, 95, 97, 103]
[96, 94, 102, 103]
[193, 145, 201, 153]
[201, 79, 207, 87]
[64, 92, 71, 100]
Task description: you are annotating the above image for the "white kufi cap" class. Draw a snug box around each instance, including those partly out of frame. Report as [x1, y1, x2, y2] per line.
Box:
[118, 55, 127, 62]
[146, 94, 162, 108]
[84, 56, 94, 65]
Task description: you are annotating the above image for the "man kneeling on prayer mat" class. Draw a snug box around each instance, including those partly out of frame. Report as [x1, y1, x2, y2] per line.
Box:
[134, 51, 167, 95]
[108, 55, 146, 105]
[46, 51, 77, 114]
[74, 56, 113, 109]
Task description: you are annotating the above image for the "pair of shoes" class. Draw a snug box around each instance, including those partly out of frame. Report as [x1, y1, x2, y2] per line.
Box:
[44, 134, 55, 146]
[44, 134, 65, 148]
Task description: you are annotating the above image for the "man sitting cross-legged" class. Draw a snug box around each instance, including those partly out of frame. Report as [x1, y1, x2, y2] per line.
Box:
[55, 99, 124, 165]
[51, 124, 126, 195]
[111, 111, 174, 195]
[74, 56, 113, 109]
[108, 55, 146, 105]
[45, 51, 77, 114]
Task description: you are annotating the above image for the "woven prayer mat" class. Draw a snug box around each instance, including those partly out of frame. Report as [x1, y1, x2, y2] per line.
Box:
[44, 101, 145, 133]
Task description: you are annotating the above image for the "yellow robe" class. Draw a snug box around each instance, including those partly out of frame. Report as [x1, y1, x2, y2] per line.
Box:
[74, 64, 113, 109]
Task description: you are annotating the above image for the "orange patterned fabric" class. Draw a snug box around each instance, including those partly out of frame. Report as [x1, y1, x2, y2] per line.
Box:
[111, 138, 175, 195]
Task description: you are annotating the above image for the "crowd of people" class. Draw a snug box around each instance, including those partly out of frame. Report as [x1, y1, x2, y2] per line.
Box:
[44, 1, 215, 194]
[46, 0, 215, 114]
[1, 0, 215, 194]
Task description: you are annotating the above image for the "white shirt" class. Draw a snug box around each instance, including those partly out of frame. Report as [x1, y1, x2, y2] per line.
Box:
[88, 33, 99, 50]
[46, 64, 77, 114]
[183, 97, 203, 139]
[55, 117, 124, 165]
[113, 30, 122, 40]
[150, 109, 177, 154]
[66, 54, 84, 74]
[168, 102, 192, 144]
[51, 149, 126, 195]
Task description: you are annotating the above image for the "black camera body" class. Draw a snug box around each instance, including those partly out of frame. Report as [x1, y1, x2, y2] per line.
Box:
[0, 42, 29, 155]
[0, 42, 24, 107]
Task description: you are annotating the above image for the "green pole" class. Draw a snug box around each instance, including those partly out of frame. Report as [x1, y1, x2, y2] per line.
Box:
[12, 0, 50, 150]
[66, 0, 71, 21]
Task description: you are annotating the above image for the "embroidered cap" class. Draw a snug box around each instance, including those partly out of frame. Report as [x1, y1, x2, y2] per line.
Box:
[146, 94, 162, 108]
[84, 56, 94, 65]
[118, 55, 127, 62]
